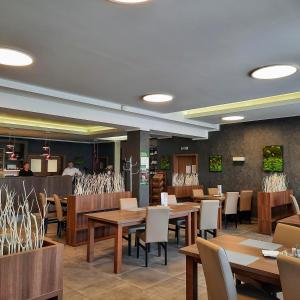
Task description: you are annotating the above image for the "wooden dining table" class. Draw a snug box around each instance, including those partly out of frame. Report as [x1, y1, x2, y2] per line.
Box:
[180, 235, 283, 300]
[47, 196, 68, 206]
[85, 204, 199, 273]
[278, 214, 300, 227]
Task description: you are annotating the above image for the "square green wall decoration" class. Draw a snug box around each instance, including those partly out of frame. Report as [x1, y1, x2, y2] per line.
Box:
[263, 145, 283, 172]
[209, 155, 222, 172]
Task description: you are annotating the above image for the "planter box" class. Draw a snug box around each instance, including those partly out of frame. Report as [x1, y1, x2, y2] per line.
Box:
[0, 238, 63, 300]
[258, 190, 293, 235]
[67, 191, 132, 246]
[167, 185, 203, 199]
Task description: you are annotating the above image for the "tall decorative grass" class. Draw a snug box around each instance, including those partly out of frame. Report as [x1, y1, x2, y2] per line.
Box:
[0, 184, 47, 256]
[74, 173, 125, 195]
[172, 173, 199, 186]
[262, 173, 288, 192]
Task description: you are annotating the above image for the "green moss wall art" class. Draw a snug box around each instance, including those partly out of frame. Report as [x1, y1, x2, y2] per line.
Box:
[263, 145, 283, 172]
[209, 155, 222, 172]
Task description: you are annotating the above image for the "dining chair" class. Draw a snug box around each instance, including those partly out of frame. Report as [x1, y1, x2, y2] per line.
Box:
[277, 254, 300, 300]
[53, 194, 67, 238]
[239, 190, 253, 224]
[38, 193, 58, 234]
[224, 192, 239, 228]
[136, 206, 169, 267]
[196, 237, 275, 300]
[119, 197, 145, 256]
[273, 223, 300, 248]
[199, 200, 219, 239]
[192, 188, 204, 201]
[208, 187, 219, 195]
[290, 195, 300, 214]
[167, 194, 185, 246]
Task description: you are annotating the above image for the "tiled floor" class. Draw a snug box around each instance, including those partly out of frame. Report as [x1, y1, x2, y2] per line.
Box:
[47, 222, 275, 300]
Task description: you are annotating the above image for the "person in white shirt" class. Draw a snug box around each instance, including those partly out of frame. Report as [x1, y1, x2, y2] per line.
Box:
[62, 161, 82, 177]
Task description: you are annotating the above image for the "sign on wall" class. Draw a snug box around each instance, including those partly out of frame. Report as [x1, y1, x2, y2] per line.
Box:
[140, 151, 149, 185]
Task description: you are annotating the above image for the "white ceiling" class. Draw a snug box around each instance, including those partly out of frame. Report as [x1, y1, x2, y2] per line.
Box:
[0, 0, 300, 127]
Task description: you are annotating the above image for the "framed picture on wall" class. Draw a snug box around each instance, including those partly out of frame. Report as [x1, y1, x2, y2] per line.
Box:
[209, 155, 223, 172]
[263, 145, 283, 172]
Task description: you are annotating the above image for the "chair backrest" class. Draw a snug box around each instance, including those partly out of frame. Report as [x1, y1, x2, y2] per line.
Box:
[38, 192, 47, 218]
[53, 194, 63, 221]
[208, 188, 219, 196]
[196, 237, 237, 300]
[277, 254, 300, 300]
[224, 192, 239, 215]
[273, 223, 300, 248]
[119, 198, 138, 210]
[167, 194, 177, 205]
[145, 206, 170, 243]
[200, 200, 219, 230]
[290, 195, 300, 214]
[193, 189, 204, 198]
[239, 190, 253, 212]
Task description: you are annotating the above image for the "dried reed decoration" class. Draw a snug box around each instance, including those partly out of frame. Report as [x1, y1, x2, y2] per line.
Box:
[262, 173, 288, 192]
[74, 173, 125, 195]
[172, 173, 199, 186]
[0, 184, 47, 256]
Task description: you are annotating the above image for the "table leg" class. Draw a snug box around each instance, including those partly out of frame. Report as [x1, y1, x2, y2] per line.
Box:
[114, 224, 123, 274]
[185, 212, 192, 245]
[218, 206, 222, 232]
[191, 211, 198, 244]
[87, 219, 95, 262]
[186, 256, 198, 300]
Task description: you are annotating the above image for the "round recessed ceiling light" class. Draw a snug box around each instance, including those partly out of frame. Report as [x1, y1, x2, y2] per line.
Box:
[109, 0, 150, 4]
[142, 93, 174, 103]
[250, 65, 297, 79]
[222, 116, 245, 121]
[0, 48, 33, 66]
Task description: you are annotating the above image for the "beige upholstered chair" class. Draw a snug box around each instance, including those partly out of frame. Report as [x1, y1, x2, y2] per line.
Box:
[224, 192, 239, 228]
[192, 188, 204, 200]
[119, 197, 145, 256]
[273, 223, 300, 248]
[136, 206, 170, 267]
[38, 192, 58, 234]
[239, 190, 253, 224]
[277, 254, 300, 300]
[53, 194, 67, 238]
[196, 237, 274, 300]
[120, 197, 138, 210]
[208, 187, 219, 195]
[167, 195, 185, 245]
[290, 195, 300, 214]
[199, 200, 219, 239]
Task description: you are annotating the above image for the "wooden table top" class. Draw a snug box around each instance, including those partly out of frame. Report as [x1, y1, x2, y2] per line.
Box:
[278, 214, 300, 227]
[179, 235, 282, 284]
[194, 195, 226, 201]
[85, 204, 198, 225]
[47, 197, 68, 205]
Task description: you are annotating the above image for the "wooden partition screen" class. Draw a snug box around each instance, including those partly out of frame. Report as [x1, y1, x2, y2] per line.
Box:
[167, 185, 203, 199]
[67, 191, 132, 246]
[258, 190, 293, 235]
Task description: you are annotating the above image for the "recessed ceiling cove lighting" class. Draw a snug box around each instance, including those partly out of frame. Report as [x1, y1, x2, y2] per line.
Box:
[142, 94, 174, 103]
[109, 0, 150, 4]
[222, 116, 244, 121]
[0, 48, 33, 66]
[250, 65, 297, 79]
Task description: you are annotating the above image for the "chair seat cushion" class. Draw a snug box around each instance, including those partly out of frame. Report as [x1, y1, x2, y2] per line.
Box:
[237, 284, 275, 300]
[128, 224, 145, 234]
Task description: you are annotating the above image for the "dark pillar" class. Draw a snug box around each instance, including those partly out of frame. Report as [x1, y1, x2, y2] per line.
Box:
[127, 130, 150, 207]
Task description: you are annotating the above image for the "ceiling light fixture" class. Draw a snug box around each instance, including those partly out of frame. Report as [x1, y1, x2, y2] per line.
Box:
[98, 135, 128, 142]
[0, 48, 33, 66]
[142, 94, 174, 103]
[109, 0, 150, 4]
[222, 116, 245, 121]
[250, 65, 297, 80]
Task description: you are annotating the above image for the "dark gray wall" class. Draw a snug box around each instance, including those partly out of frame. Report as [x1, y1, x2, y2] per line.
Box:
[157, 116, 300, 213]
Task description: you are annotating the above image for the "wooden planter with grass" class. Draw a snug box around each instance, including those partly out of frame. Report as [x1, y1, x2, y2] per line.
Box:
[0, 238, 64, 300]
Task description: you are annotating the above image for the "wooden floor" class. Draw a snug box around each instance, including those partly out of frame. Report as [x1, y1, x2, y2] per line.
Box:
[46, 222, 283, 300]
